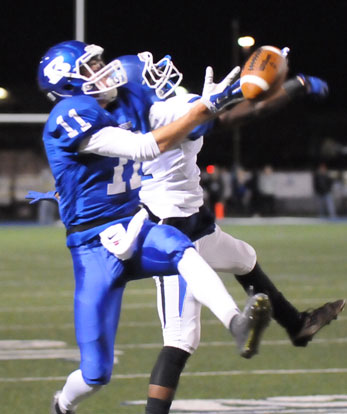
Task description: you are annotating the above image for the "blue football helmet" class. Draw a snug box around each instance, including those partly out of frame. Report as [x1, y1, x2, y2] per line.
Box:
[117, 52, 183, 100]
[37, 40, 127, 103]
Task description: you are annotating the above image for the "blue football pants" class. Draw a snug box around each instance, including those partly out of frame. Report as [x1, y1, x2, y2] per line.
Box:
[69, 220, 193, 384]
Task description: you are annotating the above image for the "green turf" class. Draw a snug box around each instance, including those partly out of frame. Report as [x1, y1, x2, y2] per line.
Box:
[0, 223, 346, 413]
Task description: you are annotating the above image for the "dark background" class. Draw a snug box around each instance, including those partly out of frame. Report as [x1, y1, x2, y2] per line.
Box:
[1, 0, 347, 170]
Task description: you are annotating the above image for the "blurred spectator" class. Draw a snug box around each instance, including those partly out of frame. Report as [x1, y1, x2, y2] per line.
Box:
[258, 165, 277, 216]
[201, 165, 225, 215]
[220, 167, 233, 211]
[231, 166, 251, 215]
[245, 169, 261, 216]
[313, 162, 337, 218]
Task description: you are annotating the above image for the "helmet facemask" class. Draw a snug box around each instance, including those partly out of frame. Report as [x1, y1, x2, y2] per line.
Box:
[138, 52, 183, 99]
[76, 45, 128, 103]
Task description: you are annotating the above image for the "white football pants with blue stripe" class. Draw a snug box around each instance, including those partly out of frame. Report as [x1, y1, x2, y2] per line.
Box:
[154, 224, 257, 353]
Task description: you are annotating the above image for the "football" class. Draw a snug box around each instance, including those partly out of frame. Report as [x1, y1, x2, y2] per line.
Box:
[240, 45, 288, 100]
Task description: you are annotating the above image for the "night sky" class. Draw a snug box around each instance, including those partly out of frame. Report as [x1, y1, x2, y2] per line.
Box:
[1, 0, 347, 168]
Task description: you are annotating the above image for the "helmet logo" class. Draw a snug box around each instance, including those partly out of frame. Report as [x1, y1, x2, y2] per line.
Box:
[44, 56, 72, 85]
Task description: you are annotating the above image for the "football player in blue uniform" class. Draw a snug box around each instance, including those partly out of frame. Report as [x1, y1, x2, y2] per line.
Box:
[37, 40, 274, 414]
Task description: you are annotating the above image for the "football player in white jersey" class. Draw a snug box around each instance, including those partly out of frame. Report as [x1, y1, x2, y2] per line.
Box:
[132, 59, 345, 414]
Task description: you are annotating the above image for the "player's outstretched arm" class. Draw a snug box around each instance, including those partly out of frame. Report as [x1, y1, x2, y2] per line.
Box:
[215, 74, 329, 131]
[149, 66, 243, 152]
[152, 99, 219, 152]
[81, 66, 244, 159]
[285, 74, 328, 99]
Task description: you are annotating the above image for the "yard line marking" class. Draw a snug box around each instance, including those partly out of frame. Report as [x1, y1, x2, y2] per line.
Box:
[0, 298, 343, 312]
[116, 337, 347, 349]
[0, 340, 122, 362]
[0, 337, 346, 350]
[126, 395, 347, 413]
[5, 337, 344, 350]
[1, 368, 347, 383]
[0, 340, 66, 349]
[1, 315, 346, 331]
[0, 323, 75, 331]
[1, 288, 156, 298]
[0, 348, 121, 361]
[0, 303, 157, 312]
[0, 337, 346, 363]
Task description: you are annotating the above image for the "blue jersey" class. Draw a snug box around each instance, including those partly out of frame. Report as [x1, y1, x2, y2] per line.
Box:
[42, 91, 213, 247]
[112, 88, 214, 139]
[110, 87, 153, 133]
[43, 95, 142, 246]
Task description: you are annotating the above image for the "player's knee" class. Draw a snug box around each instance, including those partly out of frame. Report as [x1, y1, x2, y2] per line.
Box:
[161, 226, 194, 264]
[81, 360, 113, 385]
[164, 338, 199, 354]
[83, 372, 112, 386]
[235, 241, 257, 275]
[149, 346, 191, 388]
[144, 224, 194, 273]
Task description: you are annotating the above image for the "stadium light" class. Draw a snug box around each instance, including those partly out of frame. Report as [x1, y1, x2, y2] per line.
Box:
[0, 87, 9, 101]
[238, 36, 255, 48]
[206, 165, 215, 174]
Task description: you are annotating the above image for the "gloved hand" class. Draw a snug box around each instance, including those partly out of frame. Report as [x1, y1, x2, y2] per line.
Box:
[201, 66, 243, 113]
[297, 74, 329, 98]
[25, 190, 58, 204]
[281, 47, 290, 58]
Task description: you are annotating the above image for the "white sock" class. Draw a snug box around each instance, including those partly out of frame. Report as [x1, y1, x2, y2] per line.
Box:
[177, 247, 240, 328]
[58, 369, 102, 412]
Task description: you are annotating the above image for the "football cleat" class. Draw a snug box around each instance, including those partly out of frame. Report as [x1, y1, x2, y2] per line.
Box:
[230, 293, 272, 359]
[51, 391, 76, 414]
[290, 299, 345, 347]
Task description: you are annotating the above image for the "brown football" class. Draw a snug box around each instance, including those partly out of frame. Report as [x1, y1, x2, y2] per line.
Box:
[240, 45, 288, 100]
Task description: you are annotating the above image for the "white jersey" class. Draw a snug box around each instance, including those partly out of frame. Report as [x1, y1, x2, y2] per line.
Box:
[139, 94, 204, 219]
[138, 94, 257, 354]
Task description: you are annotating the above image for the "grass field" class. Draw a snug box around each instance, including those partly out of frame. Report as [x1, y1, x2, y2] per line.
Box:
[0, 222, 347, 413]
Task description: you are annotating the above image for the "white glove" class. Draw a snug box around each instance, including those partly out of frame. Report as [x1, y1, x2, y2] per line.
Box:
[281, 47, 290, 58]
[99, 208, 149, 260]
[201, 66, 243, 113]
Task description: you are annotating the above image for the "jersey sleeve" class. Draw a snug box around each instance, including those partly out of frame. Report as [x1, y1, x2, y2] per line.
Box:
[149, 94, 215, 140]
[149, 94, 198, 127]
[79, 127, 160, 161]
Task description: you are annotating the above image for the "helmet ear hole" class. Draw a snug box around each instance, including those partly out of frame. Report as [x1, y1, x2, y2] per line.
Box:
[62, 84, 74, 91]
